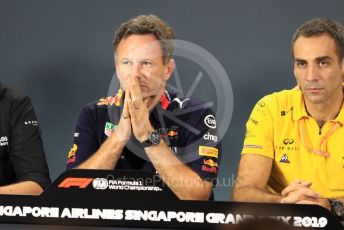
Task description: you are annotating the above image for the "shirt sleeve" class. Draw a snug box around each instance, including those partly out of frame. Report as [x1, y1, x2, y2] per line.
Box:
[241, 96, 274, 158]
[66, 105, 99, 169]
[180, 108, 221, 185]
[10, 96, 51, 189]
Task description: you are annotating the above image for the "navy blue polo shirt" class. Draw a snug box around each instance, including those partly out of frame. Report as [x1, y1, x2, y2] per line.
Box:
[66, 91, 221, 188]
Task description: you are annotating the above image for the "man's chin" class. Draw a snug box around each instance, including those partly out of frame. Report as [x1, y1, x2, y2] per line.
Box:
[141, 92, 152, 99]
[304, 94, 325, 105]
[141, 90, 164, 100]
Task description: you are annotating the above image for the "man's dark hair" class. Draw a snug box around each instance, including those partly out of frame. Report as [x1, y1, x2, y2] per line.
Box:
[113, 14, 175, 64]
[292, 18, 344, 62]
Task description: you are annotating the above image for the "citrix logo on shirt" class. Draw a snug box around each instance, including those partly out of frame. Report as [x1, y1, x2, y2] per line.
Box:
[203, 132, 218, 143]
[0, 136, 8, 147]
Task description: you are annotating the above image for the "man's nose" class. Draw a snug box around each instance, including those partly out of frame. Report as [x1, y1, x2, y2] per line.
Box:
[306, 64, 320, 82]
[130, 63, 142, 79]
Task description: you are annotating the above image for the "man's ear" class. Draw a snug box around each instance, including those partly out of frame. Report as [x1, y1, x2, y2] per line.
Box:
[163, 59, 175, 81]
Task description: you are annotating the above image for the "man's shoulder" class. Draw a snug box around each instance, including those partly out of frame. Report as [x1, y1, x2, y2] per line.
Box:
[167, 91, 210, 112]
[0, 83, 31, 113]
[259, 88, 301, 108]
[82, 96, 118, 112]
[78, 96, 118, 127]
[0, 83, 29, 104]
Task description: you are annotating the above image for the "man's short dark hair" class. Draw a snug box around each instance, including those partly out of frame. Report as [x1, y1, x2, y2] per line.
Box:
[292, 18, 344, 62]
[113, 15, 175, 64]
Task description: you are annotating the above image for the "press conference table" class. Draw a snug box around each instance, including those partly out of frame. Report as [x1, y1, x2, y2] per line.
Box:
[0, 224, 175, 230]
[0, 170, 342, 230]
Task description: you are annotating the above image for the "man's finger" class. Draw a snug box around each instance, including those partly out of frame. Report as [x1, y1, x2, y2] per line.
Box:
[121, 87, 130, 118]
[130, 76, 143, 109]
[300, 180, 312, 187]
[291, 179, 302, 185]
[291, 179, 312, 186]
[281, 188, 320, 203]
[122, 102, 129, 119]
[281, 194, 302, 204]
[296, 200, 321, 206]
[127, 98, 135, 120]
[282, 181, 312, 196]
[302, 188, 320, 199]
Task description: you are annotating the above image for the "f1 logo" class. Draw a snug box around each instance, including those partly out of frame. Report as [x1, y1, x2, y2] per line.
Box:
[58, 177, 93, 188]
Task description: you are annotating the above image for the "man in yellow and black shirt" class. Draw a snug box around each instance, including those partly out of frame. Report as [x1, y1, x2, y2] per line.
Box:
[232, 18, 344, 220]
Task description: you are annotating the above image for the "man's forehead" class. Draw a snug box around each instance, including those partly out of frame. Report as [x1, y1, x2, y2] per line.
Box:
[117, 34, 162, 54]
[293, 34, 338, 59]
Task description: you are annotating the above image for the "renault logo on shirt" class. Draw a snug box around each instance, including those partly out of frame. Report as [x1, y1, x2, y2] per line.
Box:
[0, 136, 8, 147]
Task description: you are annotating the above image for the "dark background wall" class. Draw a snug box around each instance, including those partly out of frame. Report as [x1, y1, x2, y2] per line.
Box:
[0, 0, 343, 201]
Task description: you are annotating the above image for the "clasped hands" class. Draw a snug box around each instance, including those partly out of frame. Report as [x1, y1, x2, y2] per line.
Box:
[114, 76, 156, 144]
[280, 179, 330, 210]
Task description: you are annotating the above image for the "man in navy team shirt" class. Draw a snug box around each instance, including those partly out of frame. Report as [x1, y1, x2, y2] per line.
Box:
[66, 15, 221, 200]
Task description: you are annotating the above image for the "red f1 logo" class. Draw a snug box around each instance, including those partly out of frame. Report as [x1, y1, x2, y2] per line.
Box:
[58, 177, 93, 188]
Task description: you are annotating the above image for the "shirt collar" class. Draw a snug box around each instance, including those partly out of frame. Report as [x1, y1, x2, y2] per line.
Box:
[292, 89, 309, 121]
[334, 102, 344, 125]
[292, 86, 344, 125]
[150, 90, 172, 124]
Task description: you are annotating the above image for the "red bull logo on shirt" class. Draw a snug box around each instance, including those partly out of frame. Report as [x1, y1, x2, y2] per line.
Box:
[67, 144, 78, 163]
[201, 165, 217, 174]
[203, 159, 218, 167]
[97, 89, 123, 107]
[97, 97, 116, 106]
[167, 130, 178, 137]
[159, 129, 178, 140]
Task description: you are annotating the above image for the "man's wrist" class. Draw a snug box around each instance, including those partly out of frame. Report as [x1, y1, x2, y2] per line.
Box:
[140, 129, 161, 148]
[109, 133, 127, 147]
[144, 139, 164, 150]
[328, 199, 344, 219]
[138, 126, 154, 143]
[322, 198, 331, 211]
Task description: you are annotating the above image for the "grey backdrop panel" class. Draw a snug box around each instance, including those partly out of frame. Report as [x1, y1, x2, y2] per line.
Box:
[0, 0, 343, 201]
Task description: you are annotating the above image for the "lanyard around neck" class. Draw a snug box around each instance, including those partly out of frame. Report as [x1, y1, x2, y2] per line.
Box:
[298, 118, 342, 158]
